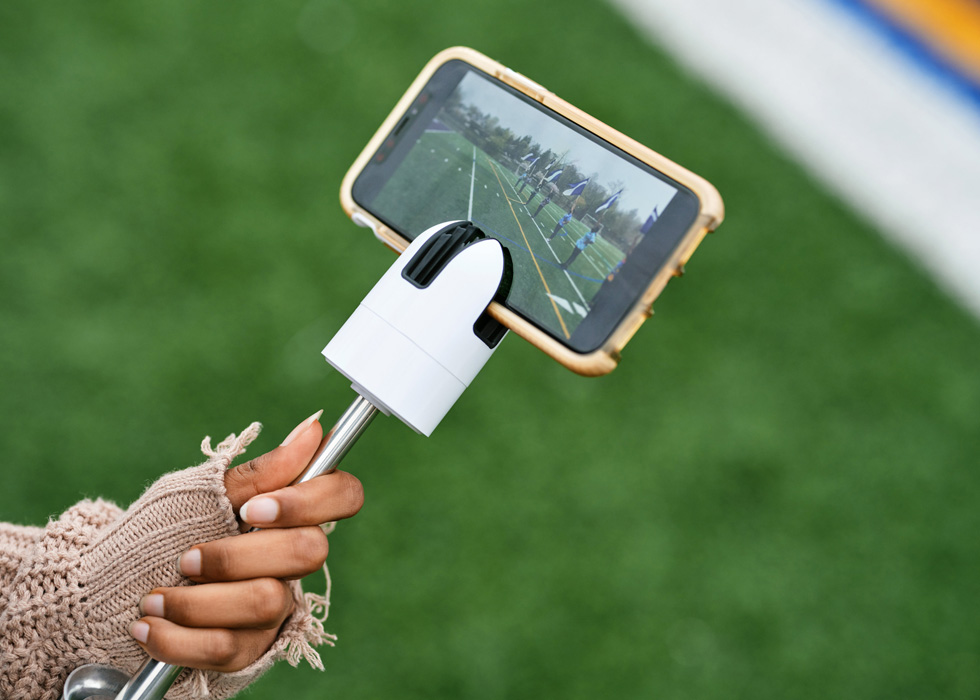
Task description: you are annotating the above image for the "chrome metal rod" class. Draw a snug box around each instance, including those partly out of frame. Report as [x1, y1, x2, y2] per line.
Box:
[62, 664, 131, 700]
[294, 394, 379, 485]
[113, 657, 182, 700]
[106, 394, 379, 700]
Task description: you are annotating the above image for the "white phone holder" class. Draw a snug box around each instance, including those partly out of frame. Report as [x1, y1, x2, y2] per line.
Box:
[323, 219, 509, 436]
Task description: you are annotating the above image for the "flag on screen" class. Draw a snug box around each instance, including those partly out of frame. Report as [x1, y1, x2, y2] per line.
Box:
[521, 152, 536, 161]
[563, 178, 590, 197]
[595, 188, 623, 214]
[640, 206, 660, 234]
[546, 168, 563, 183]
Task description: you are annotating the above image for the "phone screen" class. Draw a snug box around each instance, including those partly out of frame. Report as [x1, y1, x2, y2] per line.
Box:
[351, 60, 701, 353]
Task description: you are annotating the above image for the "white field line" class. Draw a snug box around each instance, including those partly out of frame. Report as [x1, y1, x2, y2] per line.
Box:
[546, 293, 589, 318]
[610, 0, 980, 320]
[547, 293, 574, 315]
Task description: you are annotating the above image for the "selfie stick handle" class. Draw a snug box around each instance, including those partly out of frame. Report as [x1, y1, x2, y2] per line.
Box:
[64, 221, 508, 700]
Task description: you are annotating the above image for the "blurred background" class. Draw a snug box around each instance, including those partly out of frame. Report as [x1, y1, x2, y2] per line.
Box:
[1, 0, 978, 698]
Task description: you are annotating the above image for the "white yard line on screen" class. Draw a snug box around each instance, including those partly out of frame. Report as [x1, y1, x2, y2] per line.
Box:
[467, 146, 476, 221]
[487, 158, 572, 338]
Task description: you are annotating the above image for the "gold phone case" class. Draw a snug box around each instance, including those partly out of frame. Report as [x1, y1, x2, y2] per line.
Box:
[340, 47, 724, 376]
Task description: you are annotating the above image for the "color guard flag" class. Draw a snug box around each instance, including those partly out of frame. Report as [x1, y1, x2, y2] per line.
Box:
[640, 206, 660, 234]
[595, 188, 623, 214]
[521, 152, 536, 161]
[563, 177, 590, 196]
[546, 168, 563, 183]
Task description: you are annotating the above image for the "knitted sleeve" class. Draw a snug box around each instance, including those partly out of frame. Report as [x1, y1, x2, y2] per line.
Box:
[0, 423, 335, 700]
[0, 522, 44, 592]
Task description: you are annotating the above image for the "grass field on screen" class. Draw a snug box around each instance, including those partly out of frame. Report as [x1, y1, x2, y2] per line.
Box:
[373, 129, 627, 339]
[2, 2, 979, 699]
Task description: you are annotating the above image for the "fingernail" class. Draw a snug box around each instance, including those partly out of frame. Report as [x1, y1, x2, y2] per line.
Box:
[140, 593, 164, 618]
[240, 496, 279, 524]
[178, 548, 202, 577]
[281, 409, 323, 446]
[130, 620, 150, 644]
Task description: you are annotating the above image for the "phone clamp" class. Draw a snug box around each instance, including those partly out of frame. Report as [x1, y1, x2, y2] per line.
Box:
[325, 219, 510, 436]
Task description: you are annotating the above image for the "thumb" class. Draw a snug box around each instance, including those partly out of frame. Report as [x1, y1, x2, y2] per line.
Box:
[223, 411, 324, 511]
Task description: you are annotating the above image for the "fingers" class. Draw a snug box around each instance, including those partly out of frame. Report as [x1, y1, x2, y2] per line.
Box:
[140, 579, 294, 630]
[221, 410, 366, 528]
[130, 616, 276, 672]
[239, 470, 364, 529]
[179, 527, 329, 583]
[223, 411, 325, 511]
[128, 410, 365, 672]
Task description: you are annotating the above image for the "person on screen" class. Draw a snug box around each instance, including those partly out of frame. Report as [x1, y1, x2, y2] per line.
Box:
[524, 179, 546, 205]
[559, 226, 599, 270]
[548, 212, 573, 240]
[516, 169, 534, 195]
[531, 188, 556, 219]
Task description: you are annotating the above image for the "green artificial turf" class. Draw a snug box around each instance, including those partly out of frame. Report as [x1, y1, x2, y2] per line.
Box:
[2, 1, 979, 698]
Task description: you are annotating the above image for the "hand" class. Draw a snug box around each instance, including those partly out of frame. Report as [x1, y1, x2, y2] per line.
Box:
[128, 411, 365, 671]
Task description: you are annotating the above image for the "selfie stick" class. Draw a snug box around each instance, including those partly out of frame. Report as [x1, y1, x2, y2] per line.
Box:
[61, 221, 510, 700]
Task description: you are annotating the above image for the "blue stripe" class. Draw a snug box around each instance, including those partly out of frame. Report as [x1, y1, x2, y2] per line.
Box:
[826, 0, 980, 110]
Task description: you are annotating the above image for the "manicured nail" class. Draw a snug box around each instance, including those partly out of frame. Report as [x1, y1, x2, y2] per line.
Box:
[178, 548, 202, 577]
[140, 593, 164, 618]
[240, 496, 279, 524]
[130, 620, 150, 644]
[281, 409, 324, 446]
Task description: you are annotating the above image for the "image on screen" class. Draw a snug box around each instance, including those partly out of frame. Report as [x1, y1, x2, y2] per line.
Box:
[368, 70, 679, 341]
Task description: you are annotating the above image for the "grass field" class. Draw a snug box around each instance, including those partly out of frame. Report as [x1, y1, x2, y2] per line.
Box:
[372, 129, 627, 340]
[2, 1, 980, 699]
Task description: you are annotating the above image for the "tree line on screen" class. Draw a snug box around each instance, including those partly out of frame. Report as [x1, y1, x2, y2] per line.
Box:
[441, 95, 645, 255]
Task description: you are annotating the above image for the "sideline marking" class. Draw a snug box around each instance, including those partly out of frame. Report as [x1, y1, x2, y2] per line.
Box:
[610, 0, 980, 320]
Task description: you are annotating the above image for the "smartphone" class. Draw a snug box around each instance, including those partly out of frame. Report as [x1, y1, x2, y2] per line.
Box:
[341, 47, 724, 376]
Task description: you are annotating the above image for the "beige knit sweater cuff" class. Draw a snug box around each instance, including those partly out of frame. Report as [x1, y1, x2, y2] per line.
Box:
[0, 423, 334, 700]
